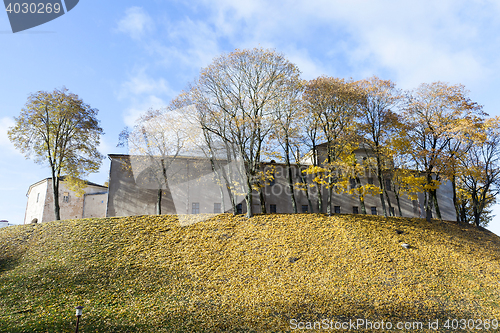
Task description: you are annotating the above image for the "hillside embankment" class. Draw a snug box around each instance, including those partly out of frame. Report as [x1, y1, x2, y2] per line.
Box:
[0, 213, 499, 332]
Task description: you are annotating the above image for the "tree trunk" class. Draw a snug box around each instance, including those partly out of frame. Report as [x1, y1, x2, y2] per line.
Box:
[377, 175, 387, 217]
[223, 167, 236, 215]
[473, 199, 480, 226]
[232, 198, 237, 216]
[208, 155, 226, 213]
[245, 176, 253, 218]
[286, 164, 298, 214]
[312, 145, 322, 213]
[425, 191, 432, 222]
[52, 173, 61, 221]
[225, 144, 238, 216]
[383, 177, 394, 216]
[156, 189, 162, 215]
[299, 170, 313, 213]
[284, 141, 297, 214]
[376, 157, 387, 217]
[158, 159, 169, 215]
[384, 187, 394, 217]
[317, 176, 323, 213]
[259, 185, 266, 214]
[360, 199, 366, 214]
[355, 177, 366, 214]
[431, 188, 442, 220]
[327, 177, 333, 216]
[219, 184, 225, 213]
[395, 190, 403, 217]
[460, 202, 467, 224]
[451, 174, 460, 222]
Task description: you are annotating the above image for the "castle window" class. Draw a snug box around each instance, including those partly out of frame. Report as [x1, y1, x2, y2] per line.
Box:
[371, 207, 377, 215]
[350, 178, 357, 189]
[301, 205, 309, 213]
[385, 178, 392, 190]
[214, 203, 221, 214]
[334, 206, 341, 214]
[36, 193, 40, 203]
[63, 192, 69, 203]
[192, 202, 200, 214]
[270, 204, 277, 213]
[353, 206, 359, 214]
[368, 178, 374, 185]
[236, 203, 243, 214]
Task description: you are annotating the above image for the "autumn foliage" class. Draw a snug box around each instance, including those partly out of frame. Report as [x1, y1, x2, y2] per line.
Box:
[1, 214, 499, 332]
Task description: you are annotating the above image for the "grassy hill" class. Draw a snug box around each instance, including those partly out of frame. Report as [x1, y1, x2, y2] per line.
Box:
[1, 213, 500, 332]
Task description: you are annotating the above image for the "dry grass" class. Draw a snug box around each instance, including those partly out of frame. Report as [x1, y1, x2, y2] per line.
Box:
[0, 213, 499, 332]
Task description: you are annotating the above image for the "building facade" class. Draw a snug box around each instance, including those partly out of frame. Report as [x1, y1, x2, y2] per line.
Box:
[24, 177, 108, 224]
[106, 147, 456, 220]
[25, 147, 455, 223]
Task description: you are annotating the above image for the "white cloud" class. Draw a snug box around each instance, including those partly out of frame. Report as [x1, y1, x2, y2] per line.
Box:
[97, 136, 113, 156]
[282, 47, 326, 80]
[116, 7, 153, 40]
[148, 18, 221, 77]
[123, 95, 168, 127]
[118, 69, 174, 127]
[190, 0, 498, 89]
[114, 0, 500, 126]
[0, 117, 20, 155]
[119, 69, 173, 97]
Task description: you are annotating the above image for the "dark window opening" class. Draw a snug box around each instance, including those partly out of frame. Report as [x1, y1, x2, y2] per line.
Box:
[353, 206, 359, 214]
[371, 207, 377, 215]
[270, 204, 277, 213]
[385, 178, 392, 190]
[214, 203, 221, 214]
[350, 178, 356, 189]
[368, 177, 374, 185]
[192, 202, 200, 214]
[334, 206, 341, 214]
[301, 205, 309, 213]
[236, 203, 243, 214]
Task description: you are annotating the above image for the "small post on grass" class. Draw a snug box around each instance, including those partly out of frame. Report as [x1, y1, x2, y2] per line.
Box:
[75, 306, 84, 333]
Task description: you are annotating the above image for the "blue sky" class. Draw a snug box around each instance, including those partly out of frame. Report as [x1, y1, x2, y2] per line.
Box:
[2, 0, 500, 234]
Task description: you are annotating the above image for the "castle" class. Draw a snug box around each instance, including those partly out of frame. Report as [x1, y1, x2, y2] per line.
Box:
[24, 145, 456, 223]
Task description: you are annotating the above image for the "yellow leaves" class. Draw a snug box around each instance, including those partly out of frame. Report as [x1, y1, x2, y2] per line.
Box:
[1, 214, 500, 331]
[303, 165, 327, 175]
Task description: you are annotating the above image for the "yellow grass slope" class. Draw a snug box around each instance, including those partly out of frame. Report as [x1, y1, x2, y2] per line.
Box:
[1, 213, 500, 332]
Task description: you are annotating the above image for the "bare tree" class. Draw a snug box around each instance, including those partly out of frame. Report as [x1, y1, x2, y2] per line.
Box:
[187, 48, 301, 218]
[357, 76, 402, 217]
[118, 108, 194, 215]
[457, 117, 500, 226]
[303, 76, 361, 216]
[270, 79, 304, 214]
[403, 82, 480, 222]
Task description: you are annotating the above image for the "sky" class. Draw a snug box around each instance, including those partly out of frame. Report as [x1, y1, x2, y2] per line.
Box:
[2, 0, 500, 234]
